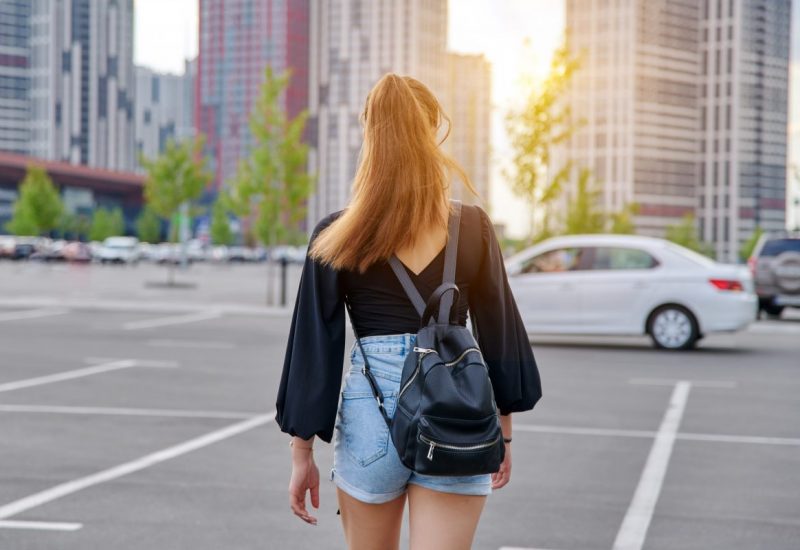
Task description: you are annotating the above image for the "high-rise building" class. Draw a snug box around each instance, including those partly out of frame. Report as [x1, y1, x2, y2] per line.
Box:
[443, 52, 491, 208]
[0, 1, 30, 155]
[196, 0, 311, 192]
[306, 0, 450, 226]
[563, 0, 702, 237]
[564, 0, 792, 262]
[135, 65, 195, 167]
[700, 0, 792, 259]
[27, 0, 135, 171]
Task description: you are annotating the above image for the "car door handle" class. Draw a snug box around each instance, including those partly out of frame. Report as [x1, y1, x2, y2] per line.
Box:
[632, 281, 647, 289]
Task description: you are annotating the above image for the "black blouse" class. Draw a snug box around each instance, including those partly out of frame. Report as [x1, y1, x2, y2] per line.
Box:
[275, 203, 542, 443]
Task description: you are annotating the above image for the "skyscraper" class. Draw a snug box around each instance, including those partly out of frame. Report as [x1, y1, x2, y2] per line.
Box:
[195, 0, 311, 192]
[28, 0, 136, 171]
[443, 52, 492, 207]
[700, 0, 792, 259]
[135, 65, 195, 167]
[563, 0, 702, 236]
[305, 0, 450, 226]
[564, 0, 792, 262]
[0, 1, 30, 155]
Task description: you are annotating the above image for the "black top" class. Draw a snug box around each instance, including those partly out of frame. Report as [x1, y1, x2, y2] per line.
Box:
[275, 203, 542, 443]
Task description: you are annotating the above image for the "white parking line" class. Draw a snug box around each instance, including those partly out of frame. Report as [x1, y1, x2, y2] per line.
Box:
[514, 424, 656, 439]
[512, 423, 800, 447]
[146, 339, 235, 349]
[122, 310, 222, 331]
[629, 377, 736, 389]
[612, 381, 691, 550]
[0, 307, 69, 323]
[84, 357, 178, 367]
[0, 412, 275, 521]
[0, 519, 83, 531]
[0, 404, 257, 420]
[0, 359, 136, 393]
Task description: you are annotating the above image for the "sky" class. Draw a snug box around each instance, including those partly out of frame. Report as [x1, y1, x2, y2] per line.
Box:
[134, 0, 799, 237]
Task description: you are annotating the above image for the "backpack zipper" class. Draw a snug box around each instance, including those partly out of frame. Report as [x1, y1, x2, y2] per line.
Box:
[399, 347, 483, 398]
[420, 433, 500, 460]
[399, 348, 435, 397]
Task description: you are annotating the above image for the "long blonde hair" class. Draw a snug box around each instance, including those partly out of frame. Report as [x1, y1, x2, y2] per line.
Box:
[309, 73, 478, 273]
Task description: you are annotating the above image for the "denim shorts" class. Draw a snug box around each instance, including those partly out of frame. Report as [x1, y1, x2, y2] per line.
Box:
[330, 332, 493, 504]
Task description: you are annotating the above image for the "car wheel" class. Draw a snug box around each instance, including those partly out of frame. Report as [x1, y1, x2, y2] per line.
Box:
[647, 305, 699, 350]
[762, 302, 784, 318]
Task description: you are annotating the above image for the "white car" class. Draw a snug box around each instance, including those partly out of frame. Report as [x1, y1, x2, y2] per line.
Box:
[95, 236, 141, 264]
[506, 234, 757, 350]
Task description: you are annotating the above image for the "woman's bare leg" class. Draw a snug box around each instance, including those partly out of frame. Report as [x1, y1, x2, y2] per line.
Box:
[337, 488, 406, 550]
[407, 484, 487, 550]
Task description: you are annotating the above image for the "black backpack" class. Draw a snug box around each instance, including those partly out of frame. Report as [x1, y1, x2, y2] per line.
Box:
[345, 199, 505, 476]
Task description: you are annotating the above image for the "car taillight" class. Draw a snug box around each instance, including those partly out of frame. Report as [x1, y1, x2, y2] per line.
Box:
[746, 257, 756, 276]
[709, 279, 743, 291]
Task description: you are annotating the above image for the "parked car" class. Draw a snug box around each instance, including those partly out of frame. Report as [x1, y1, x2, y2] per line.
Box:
[30, 239, 68, 262]
[748, 230, 800, 318]
[0, 235, 17, 259]
[6, 236, 39, 260]
[506, 234, 757, 350]
[95, 236, 141, 264]
[62, 241, 92, 263]
[227, 246, 256, 262]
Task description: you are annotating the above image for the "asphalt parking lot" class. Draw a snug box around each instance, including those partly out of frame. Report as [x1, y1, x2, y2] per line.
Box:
[1, 262, 799, 549]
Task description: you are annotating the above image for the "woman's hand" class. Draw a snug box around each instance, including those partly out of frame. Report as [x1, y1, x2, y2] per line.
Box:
[492, 414, 512, 489]
[491, 442, 512, 489]
[288, 439, 319, 525]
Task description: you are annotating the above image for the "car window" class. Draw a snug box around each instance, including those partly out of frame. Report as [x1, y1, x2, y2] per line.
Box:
[759, 239, 800, 257]
[519, 247, 586, 274]
[590, 247, 658, 270]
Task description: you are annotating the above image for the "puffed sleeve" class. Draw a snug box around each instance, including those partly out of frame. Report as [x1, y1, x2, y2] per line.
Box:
[275, 213, 345, 443]
[469, 206, 542, 415]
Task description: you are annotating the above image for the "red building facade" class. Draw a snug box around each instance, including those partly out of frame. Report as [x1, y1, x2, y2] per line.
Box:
[196, 0, 310, 193]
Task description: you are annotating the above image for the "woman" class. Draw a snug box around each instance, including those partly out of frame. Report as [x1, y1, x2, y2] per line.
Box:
[276, 73, 542, 550]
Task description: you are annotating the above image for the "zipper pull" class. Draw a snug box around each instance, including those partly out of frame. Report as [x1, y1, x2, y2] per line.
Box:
[413, 346, 435, 354]
[427, 441, 436, 460]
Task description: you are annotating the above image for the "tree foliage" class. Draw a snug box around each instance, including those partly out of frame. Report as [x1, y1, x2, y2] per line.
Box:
[89, 207, 124, 241]
[136, 206, 162, 243]
[5, 165, 63, 236]
[140, 135, 212, 238]
[210, 196, 234, 246]
[505, 42, 582, 238]
[665, 213, 715, 258]
[227, 66, 314, 247]
[739, 226, 764, 261]
[563, 168, 606, 234]
[609, 202, 640, 234]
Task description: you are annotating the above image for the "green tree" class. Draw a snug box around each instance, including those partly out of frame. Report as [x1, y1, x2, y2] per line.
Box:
[739, 226, 764, 261]
[665, 213, 715, 258]
[210, 196, 234, 246]
[609, 202, 640, 234]
[505, 42, 582, 241]
[140, 135, 212, 241]
[89, 207, 122, 241]
[562, 168, 606, 234]
[227, 65, 314, 247]
[136, 206, 162, 243]
[4, 165, 63, 236]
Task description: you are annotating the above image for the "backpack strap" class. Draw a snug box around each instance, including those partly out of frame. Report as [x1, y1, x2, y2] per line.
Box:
[387, 257, 427, 316]
[388, 199, 462, 322]
[437, 199, 462, 323]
